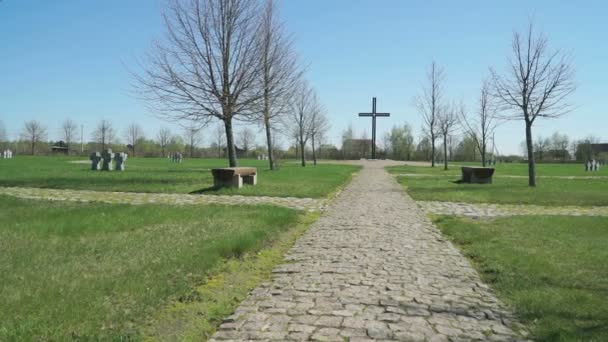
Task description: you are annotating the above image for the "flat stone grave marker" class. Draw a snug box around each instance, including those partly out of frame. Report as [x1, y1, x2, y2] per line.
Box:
[211, 167, 257, 189]
[461, 166, 495, 184]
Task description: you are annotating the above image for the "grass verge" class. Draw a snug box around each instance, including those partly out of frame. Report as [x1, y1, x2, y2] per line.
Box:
[395, 174, 608, 206]
[0, 195, 304, 340]
[141, 212, 318, 341]
[434, 215, 608, 341]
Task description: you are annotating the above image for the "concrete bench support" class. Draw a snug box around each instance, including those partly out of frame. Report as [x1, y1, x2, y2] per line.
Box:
[211, 167, 257, 189]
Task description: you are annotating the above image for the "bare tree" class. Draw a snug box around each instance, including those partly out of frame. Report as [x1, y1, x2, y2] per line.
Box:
[124, 123, 145, 157]
[183, 123, 202, 158]
[415, 61, 445, 167]
[491, 21, 576, 186]
[460, 79, 499, 166]
[257, 0, 301, 170]
[309, 105, 329, 166]
[239, 127, 255, 156]
[60, 118, 78, 153]
[0, 120, 7, 149]
[287, 80, 315, 167]
[438, 103, 459, 170]
[21, 120, 47, 155]
[213, 124, 226, 158]
[156, 127, 172, 157]
[134, 0, 263, 167]
[550, 131, 569, 162]
[92, 120, 115, 151]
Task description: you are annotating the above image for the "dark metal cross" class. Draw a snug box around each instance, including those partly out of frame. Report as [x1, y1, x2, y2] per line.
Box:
[358, 97, 390, 159]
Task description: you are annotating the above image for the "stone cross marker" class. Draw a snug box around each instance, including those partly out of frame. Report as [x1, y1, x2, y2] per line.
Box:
[358, 97, 390, 160]
[90, 152, 102, 170]
[114, 152, 128, 171]
[101, 149, 114, 171]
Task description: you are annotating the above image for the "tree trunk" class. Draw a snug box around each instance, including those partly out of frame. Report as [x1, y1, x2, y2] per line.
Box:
[300, 140, 306, 167]
[312, 135, 317, 166]
[443, 134, 448, 171]
[224, 118, 238, 167]
[31, 141, 35, 155]
[481, 143, 486, 167]
[264, 116, 275, 170]
[431, 135, 436, 167]
[525, 122, 536, 187]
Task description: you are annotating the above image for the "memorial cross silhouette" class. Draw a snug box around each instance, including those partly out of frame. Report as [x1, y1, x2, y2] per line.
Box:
[358, 97, 390, 159]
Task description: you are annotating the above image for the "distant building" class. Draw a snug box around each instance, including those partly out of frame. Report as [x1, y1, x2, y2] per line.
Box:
[591, 143, 608, 154]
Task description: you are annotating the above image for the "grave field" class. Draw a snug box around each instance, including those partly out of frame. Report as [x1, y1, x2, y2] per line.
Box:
[0, 195, 304, 340]
[389, 163, 608, 206]
[0, 156, 360, 198]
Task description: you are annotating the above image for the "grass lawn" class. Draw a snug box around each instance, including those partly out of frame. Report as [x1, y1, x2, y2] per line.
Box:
[0, 156, 360, 198]
[435, 215, 608, 341]
[396, 175, 608, 206]
[388, 163, 608, 206]
[0, 195, 302, 340]
[387, 162, 608, 177]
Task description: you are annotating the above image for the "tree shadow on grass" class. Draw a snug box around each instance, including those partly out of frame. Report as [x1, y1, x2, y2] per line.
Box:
[189, 186, 221, 195]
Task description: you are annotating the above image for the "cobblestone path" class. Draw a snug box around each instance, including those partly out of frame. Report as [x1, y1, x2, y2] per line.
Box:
[418, 200, 608, 218]
[0, 186, 324, 211]
[211, 162, 528, 341]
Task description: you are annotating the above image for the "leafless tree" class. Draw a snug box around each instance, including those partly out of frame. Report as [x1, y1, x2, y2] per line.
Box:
[213, 123, 226, 158]
[239, 127, 255, 156]
[257, 0, 301, 170]
[21, 120, 47, 155]
[438, 103, 459, 170]
[460, 79, 499, 166]
[309, 105, 330, 166]
[183, 123, 202, 158]
[134, 0, 263, 167]
[415, 61, 445, 167]
[92, 120, 115, 151]
[287, 80, 316, 167]
[550, 131, 569, 162]
[156, 127, 172, 157]
[491, 21, 576, 186]
[124, 123, 145, 157]
[60, 118, 78, 153]
[0, 120, 7, 148]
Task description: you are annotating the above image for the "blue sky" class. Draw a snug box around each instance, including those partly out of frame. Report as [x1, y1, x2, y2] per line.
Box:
[1, 0, 606, 154]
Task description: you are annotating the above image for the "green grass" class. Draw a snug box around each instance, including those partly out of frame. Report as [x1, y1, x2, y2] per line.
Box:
[397, 175, 608, 206]
[435, 215, 608, 341]
[0, 156, 360, 198]
[142, 212, 319, 341]
[388, 163, 608, 206]
[387, 162, 608, 177]
[0, 195, 302, 340]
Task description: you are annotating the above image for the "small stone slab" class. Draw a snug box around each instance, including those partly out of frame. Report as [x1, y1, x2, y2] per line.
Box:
[461, 167, 495, 184]
[211, 167, 257, 189]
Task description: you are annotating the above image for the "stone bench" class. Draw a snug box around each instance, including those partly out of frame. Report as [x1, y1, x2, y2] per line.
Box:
[461, 167, 495, 184]
[211, 167, 257, 189]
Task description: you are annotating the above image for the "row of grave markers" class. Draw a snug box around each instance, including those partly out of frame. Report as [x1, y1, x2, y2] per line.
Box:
[2, 149, 13, 159]
[585, 160, 602, 172]
[90, 149, 127, 171]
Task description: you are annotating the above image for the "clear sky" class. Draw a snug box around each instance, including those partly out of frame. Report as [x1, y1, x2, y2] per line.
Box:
[1, 0, 606, 154]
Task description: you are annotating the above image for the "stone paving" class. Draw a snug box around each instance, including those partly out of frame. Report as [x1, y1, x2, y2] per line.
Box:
[211, 161, 528, 341]
[417, 201, 608, 218]
[0, 186, 324, 211]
